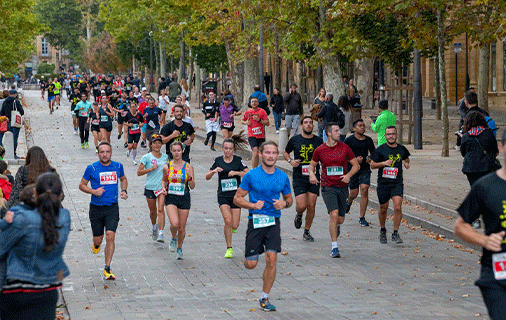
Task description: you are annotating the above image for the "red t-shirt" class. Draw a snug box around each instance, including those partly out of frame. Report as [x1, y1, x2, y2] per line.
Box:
[312, 142, 355, 187]
[242, 108, 268, 138]
[138, 102, 148, 123]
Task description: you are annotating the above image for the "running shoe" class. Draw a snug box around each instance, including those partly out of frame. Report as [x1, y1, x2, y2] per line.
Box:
[92, 244, 100, 254]
[379, 230, 387, 244]
[117, 134, 121, 140]
[170, 238, 177, 252]
[391, 233, 403, 244]
[124, 142, 128, 148]
[73, 129, 78, 135]
[330, 247, 341, 258]
[210, 146, 216, 151]
[126, 150, 131, 157]
[472, 220, 481, 229]
[359, 217, 370, 227]
[85, 142, 89, 148]
[103, 269, 115, 280]
[232, 228, 237, 233]
[140, 141, 147, 148]
[204, 138, 209, 146]
[276, 130, 279, 134]
[345, 202, 352, 214]
[176, 248, 183, 260]
[152, 227, 159, 241]
[81, 143, 85, 149]
[303, 231, 314, 242]
[259, 298, 276, 312]
[132, 160, 137, 165]
[294, 213, 302, 229]
[156, 233, 165, 243]
[224, 248, 233, 259]
[50, 108, 53, 114]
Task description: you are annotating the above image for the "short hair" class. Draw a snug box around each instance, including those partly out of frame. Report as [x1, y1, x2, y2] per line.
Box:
[325, 93, 334, 101]
[259, 141, 278, 153]
[170, 141, 184, 151]
[0, 160, 7, 174]
[254, 85, 261, 91]
[385, 125, 397, 132]
[250, 96, 258, 101]
[352, 118, 364, 127]
[148, 97, 155, 102]
[98, 141, 112, 151]
[463, 111, 488, 131]
[325, 122, 339, 135]
[173, 104, 185, 112]
[92, 102, 99, 106]
[300, 115, 313, 125]
[379, 100, 389, 110]
[290, 83, 298, 88]
[465, 91, 478, 105]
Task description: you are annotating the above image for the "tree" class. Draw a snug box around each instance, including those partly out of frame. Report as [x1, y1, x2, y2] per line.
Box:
[191, 44, 228, 74]
[0, 0, 41, 72]
[85, 32, 127, 73]
[37, 63, 55, 74]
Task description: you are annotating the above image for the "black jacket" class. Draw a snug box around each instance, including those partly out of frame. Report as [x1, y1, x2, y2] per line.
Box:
[458, 106, 488, 130]
[460, 128, 498, 173]
[318, 101, 345, 129]
[270, 94, 284, 113]
[1, 97, 24, 121]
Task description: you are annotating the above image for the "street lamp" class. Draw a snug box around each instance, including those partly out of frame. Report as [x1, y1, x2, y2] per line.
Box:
[149, 29, 153, 93]
[453, 42, 462, 106]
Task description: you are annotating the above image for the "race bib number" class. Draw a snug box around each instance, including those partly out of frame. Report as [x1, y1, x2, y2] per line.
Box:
[101, 115, 109, 122]
[252, 214, 275, 229]
[493, 253, 506, 280]
[222, 122, 233, 128]
[327, 166, 343, 176]
[383, 167, 398, 179]
[100, 171, 118, 185]
[81, 111, 88, 117]
[131, 123, 139, 131]
[148, 120, 156, 128]
[302, 165, 315, 176]
[221, 178, 237, 192]
[91, 119, 99, 125]
[168, 183, 185, 195]
[252, 127, 262, 135]
[154, 188, 164, 197]
[121, 111, 128, 117]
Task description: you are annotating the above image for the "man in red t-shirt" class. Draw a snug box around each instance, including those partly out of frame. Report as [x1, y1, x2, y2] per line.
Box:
[137, 93, 151, 148]
[242, 97, 269, 168]
[308, 122, 360, 258]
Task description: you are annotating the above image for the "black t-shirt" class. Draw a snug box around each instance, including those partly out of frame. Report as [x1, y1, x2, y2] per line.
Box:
[370, 143, 410, 185]
[69, 92, 81, 107]
[39, 80, 46, 89]
[109, 89, 119, 105]
[89, 112, 100, 127]
[285, 134, 323, 181]
[71, 80, 80, 90]
[126, 96, 138, 104]
[124, 82, 134, 93]
[125, 111, 143, 134]
[47, 83, 55, 97]
[202, 100, 220, 120]
[457, 172, 506, 269]
[344, 135, 376, 172]
[209, 155, 248, 196]
[160, 121, 195, 161]
[79, 82, 88, 94]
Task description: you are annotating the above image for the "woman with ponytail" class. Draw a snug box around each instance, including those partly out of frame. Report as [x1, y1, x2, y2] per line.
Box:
[0, 172, 70, 320]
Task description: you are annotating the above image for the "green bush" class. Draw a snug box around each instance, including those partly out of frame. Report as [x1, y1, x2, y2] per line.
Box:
[37, 63, 55, 74]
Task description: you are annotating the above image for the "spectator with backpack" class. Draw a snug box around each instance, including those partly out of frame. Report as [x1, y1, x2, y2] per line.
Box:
[317, 93, 345, 142]
[0, 90, 24, 159]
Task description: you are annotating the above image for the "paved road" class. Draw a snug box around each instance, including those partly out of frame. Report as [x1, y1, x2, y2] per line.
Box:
[22, 90, 488, 319]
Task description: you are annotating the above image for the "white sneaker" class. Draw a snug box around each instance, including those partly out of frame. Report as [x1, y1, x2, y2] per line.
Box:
[73, 130, 78, 135]
[126, 150, 131, 157]
[132, 160, 137, 165]
[455, 146, 460, 151]
[276, 130, 279, 133]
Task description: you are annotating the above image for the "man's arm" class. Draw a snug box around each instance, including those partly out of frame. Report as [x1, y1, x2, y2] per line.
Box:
[119, 175, 128, 199]
[342, 157, 360, 183]
[455, 217, 505, 251]
[233, 187, 256, 210]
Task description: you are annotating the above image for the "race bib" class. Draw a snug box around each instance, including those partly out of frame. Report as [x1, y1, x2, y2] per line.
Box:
[221, 178, 237, 192]
[99, 171, 117, 185]
[252, 214, 275, 229]
[154, 188, 164, 197]
[148, 120, 156, 128]
[168, 183, 185, 195]
[101, 115, 109, 122]
[327, 166, 343, 176]
[81, 111, 88, 117]
[493, 253, 506, 280]
[383, 167, 398, 179]
[222, 122, 233, 128]
[131, 123, 139, 131]
[91, 119, 99, 125]
[302, 165, 315, 176]
[252, 127, 262, 135]
[121, 111, 128, 117]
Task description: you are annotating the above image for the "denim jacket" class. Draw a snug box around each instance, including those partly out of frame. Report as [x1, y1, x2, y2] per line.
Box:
[0, 204, 70, 287]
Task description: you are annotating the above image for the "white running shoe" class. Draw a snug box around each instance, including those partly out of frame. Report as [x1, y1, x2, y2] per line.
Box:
[132, 160, 137, 165]
[126, 150, 131, 157]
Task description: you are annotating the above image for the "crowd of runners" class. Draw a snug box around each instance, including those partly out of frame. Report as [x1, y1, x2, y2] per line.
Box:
[29, 73, 503, 316]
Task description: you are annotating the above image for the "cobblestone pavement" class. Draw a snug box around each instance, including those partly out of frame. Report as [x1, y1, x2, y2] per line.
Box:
[22, 90, 488, 319]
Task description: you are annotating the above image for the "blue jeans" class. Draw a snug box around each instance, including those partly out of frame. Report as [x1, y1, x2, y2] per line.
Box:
[318, 121, 325, 139]
[273, 112, 282, 131]
[0, 123, 20, 156]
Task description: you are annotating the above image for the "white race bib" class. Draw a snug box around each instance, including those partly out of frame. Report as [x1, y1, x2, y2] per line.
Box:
[222, 122, 233, 128]
[121, 111, 128, 117]
[81, 111, 88, 117]
[91, 119, 99, 125]
[99, 171, 118, 185]
[383, 167, 398, 179]
[327, 166, 343, 176]
[131, 123, 139, 131]
[252, 214, 275, 229]
[252, 127, 262, 135]
[168, 183, 185, 195]
[221, 178, 237, 192]
[101, 115, 109, 122]
[154, 188, 164, 197]
[493, 252, 506, 280]
[301, 165, 315, 176]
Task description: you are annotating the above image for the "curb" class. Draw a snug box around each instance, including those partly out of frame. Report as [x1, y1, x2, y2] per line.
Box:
[193, 129, 479, 251]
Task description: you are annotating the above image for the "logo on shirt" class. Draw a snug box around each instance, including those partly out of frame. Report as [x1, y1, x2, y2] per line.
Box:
[299, 144, 315, 163]
[388, 154, 401, 167]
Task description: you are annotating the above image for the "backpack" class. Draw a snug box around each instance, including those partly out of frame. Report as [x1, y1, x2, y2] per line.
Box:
[485, 116, 498, 138]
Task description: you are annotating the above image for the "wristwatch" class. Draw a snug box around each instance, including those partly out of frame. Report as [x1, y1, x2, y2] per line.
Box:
[285, 200, 289, 208]
[287, 159, 291, 164]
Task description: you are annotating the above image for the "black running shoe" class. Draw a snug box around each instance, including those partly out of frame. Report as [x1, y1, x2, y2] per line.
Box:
[118, 134, 121, 139]
[359, 217, 370, 227]
[294, 214, 302, 229]
[124, 142, 128, 148]
[379, 230, 387, 244]
[391, 232, 403, 244]
[345, 202, 352, 214]
[204, 138, 209, 146]
[303, 231, 314, 242]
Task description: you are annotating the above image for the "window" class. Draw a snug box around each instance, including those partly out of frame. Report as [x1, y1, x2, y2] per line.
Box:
[491, 42, 496, 92]
[41, 38, 48, 56]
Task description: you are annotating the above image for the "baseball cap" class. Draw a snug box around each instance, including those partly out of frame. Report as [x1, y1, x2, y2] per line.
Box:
[9, 89, 17, 95]
[150, 134, 162, 143]
[101, 90, 106, 94]
[141, 87, 147, 91]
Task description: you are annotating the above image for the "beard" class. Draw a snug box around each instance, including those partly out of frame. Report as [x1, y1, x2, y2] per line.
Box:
[303, 129, 312, 135]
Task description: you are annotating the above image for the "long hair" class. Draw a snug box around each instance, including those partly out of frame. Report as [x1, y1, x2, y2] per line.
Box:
[464, 111, 488, 132]
[337, 95, 351, 111]
[25, 146, 55, 184]
[35, 173, 62, 252]
[223, 130, 248, 152]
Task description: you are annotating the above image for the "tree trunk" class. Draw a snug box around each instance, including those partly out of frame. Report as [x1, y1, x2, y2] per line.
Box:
[170, 55, 174, 73]
[178, 36, 186, 81]
[274, 26, 282, 90]
[478, 43, 490, 112]
[434, 56, 442, 120]
[287, 60, 295, 92]
[155, 41, 160, 90]
[354, 57, 374, 108]
[195, 64, 201, 99]
[437, 8, 449, 157]
[224, 40, 244, 108]
[243, 56, 260, 107]
[323, 63, 345, 98]
[159, 42, 166, 79]
[297, 61, 306, 106]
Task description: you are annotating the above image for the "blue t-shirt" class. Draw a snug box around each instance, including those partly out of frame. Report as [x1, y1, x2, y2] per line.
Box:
[83, 161, 125, 206]
[140, 152, 168, 190]
[143, 107, 162, 130]
[239, 166, 291, 218]
[99, 106, 113, 126]
[74, 101, 92, 117]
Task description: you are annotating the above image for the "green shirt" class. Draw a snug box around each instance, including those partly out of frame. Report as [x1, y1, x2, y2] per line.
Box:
[371, 109, 396, 146]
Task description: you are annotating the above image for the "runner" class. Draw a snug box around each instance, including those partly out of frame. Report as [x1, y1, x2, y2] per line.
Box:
[46, 78, 55, 114]
[143, 97, 163, 139]
[161, 141, 196, 260]
[283, 116, 323, 242]
[344, 119, 376, 226]
[53, 77, 61, 109]
[160, 105, 195, 163]
[74, 93, 92, 149]
[158, 89, 170, 125]
[241, 97, 269, 168]
[69, 87, 81, 135]
[137, 93, 151, 148]
[308, 122, 360, 258]
[99, 96, 114, 143]
[138, 135, 169, 242]
[124, 100, 143, 165]
[202, 92, 220, 151]
[369, 126, 410, 244]
[233, 141, 293, 312]
[79, 142, 128, 280]
[455, 132, 506, 319]
[219, 96, 241, 139]
[206, 133, 249, 258]
[39, 75, 46, 100]
[89, 102, 101, 153]
[112, 92, 129, 147]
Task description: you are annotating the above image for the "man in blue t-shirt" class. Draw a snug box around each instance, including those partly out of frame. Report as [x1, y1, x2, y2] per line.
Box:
[79, 142, 128, 281]
[234, 141, 292, 312]
[143, 97, 163, 139]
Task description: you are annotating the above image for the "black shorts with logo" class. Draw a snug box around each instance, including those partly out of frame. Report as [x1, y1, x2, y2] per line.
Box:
[292, 178, 320, 197]
[376, 183, 403, 205]
[89, 203, 120, 237]
[245, 217, 281, 258]
[349, 170, 371, 190]
[248, 137, 265, 149]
